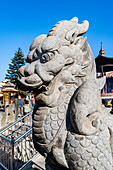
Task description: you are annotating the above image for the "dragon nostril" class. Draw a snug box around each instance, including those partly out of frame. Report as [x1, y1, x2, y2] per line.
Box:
[24, 70, 30, 77]
[24, 64, 35, 77]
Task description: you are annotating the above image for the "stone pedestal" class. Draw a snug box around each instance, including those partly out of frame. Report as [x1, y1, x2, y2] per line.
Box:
[0, 104, 15, 130]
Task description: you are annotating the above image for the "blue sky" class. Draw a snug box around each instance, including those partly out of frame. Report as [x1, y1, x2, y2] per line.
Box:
[0, 0, 113, 81]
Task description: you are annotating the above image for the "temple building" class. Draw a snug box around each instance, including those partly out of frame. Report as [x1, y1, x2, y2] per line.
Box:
[95, 43, 113, 105]
[1, 81, 18, 105]
[95, 43, 113, 75]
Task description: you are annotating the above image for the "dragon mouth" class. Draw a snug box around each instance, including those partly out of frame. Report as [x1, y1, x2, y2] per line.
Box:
[17, 73, 43, 90]
[17, 73, 51, 95]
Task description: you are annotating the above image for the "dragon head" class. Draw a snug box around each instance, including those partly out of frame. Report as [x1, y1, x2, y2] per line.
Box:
[18, 17, 95, 97]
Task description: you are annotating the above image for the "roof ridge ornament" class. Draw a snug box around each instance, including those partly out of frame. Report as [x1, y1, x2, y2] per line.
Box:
[99, 42, 105, 56]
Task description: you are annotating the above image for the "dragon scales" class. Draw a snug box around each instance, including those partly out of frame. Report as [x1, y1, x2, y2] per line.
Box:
[18, 17, 113, 170]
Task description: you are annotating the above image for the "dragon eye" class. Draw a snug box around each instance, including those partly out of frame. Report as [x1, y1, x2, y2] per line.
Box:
[48, 52, 54, 60]
[41, 52, 54, 63]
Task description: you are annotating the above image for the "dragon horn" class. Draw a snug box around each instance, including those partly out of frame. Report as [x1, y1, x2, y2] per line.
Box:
[65, 20, 89, 43]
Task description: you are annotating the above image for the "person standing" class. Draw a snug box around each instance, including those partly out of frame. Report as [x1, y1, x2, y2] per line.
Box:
[18, 96, 21, 117]
[23, 98, 32, 124]
[21, 95, 25, 116]
[30, 97, 33, 107]
[23, 98, 33, 115]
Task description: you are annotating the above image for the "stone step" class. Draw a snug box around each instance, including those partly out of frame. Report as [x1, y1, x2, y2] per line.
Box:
[22, 154, 45, 170]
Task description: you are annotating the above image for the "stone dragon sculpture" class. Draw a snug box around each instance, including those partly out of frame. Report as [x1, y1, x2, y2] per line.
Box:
[18, 17, 113, 169]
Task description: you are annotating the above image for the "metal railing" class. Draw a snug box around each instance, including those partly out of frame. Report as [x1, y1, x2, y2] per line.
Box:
[0, 110, 38, 170]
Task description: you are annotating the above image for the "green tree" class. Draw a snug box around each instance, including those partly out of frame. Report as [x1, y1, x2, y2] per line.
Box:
[5, 48, 25, 84]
